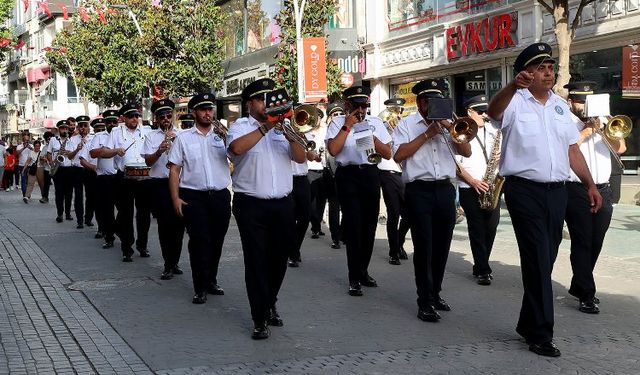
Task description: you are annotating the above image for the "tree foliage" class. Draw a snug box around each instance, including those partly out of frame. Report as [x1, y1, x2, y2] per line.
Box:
[46, 0, 226, 107]
[538, 0, 596, 97]
[272, 0, 343, 102]
[0, 0, 15, 62]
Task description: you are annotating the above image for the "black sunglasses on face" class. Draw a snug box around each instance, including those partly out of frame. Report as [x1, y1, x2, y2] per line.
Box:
[157, 113, 173, 120]
[77, 124, 89, 128]
[126, 113, 141, 119]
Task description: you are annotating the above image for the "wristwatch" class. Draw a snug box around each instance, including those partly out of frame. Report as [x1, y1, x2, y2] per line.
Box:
[341, 125, 350, 133]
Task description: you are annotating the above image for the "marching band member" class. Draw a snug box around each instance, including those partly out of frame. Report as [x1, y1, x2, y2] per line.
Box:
[227, 79, 306, 339]
[143, 99, 185, 281]
[169, 93, 230, 304]
[89, 111, 120, 248]
[47, 120, 75, 223]
[393, 79, 471, 322]
[563, 81, 625, 314]
[378, 98, 410, 265]
[487, 43, 602, 357]
[102, 103, 152, 262]
[288, 145, 313, 268]
[326, 86, 392, 297]
[178, 114, 195, 130]
[69, 115, 93, 229]
[80, 118, 104, 238]
[456, 95, 501, 285]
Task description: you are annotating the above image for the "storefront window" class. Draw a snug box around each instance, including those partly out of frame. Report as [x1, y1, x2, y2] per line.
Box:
[451, 68, 502, 114]
[389, 78, 451, 115]
[222, 0, 245, 58]
[570, 47, 640, 174]
[329, 0, 353, 28]
[246, 0, 282, 53]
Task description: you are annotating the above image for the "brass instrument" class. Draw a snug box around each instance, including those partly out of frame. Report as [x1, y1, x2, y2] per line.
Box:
[347, 110, 381, 164]
[50, 137, 69, 176]
[587, 115, 631, 170]
[478, 130, 504, 210]
[378, 107, 403, 130]
[212, 118, 228, 141]
[419, 112, 478, 171]
[276, 118, 316, 151]
[293, 104, 320, 133]
[163, 128, 176, 155]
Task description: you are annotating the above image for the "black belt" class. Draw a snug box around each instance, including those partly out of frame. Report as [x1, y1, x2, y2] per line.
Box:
[381, 170, 401, 175]
[407, 179, 451, 187]
[338, 164, 377, 170]
[506, 176, 566, 189]
[308, 169, 323, 173]
[568, 181, 610, 190]
[180, 187, 227, 196]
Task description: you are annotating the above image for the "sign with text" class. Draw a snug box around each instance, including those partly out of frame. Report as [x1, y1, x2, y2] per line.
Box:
[622, 45, 640, 98]
[446, 12, 517, 60]
[303, 37, 328, 102]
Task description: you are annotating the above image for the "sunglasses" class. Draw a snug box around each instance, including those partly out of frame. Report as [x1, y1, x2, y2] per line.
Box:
[77, 124, 89, 128]
[156, 113, 173, 120]
[331, 111, 344, 117]
[125, 113, 141, 119]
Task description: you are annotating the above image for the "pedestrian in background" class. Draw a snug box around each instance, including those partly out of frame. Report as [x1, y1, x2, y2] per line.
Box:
[22, 140, 42, 203]
[4, 146, 16, 191]
[0, 139, 5, 190]
[37, 132, 54, 203]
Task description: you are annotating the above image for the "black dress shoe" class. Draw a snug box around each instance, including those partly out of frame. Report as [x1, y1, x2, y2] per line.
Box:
[348, 282, 363, 296]
[287, 259, 299, 268]
[361, 275, 378, 287]
[76, 224, 84, 229]
[171, 265, 183, 275]
[251, 322, 270, 340]
[122, 255, 133, 263]
[389, 256, 401, 265]
[192, 292, 207, 304]
[267, 307, 284, 327]
[310, 231, 320, 239]
[160, 269, 173, 280]
[85, 221, 94, 227]
[417, 306, 441, 322]
[138, 249, 150, 258]
[579, 299, 600, 314]
[317, 231, 325, 236]
[94, 231, 104, 239]
[56, 216, 63, 223]
[593, 296, 600, 304]
[207, 284, 225, 295]
[529, 341, 561, 357]
[65, 215, 73, 221]
[102, 241, 114, 249]
[330, 241, 341, 249]
[399, 248, 408, 260]
[476, 274, 492, 286]
[433, 297, 451, 311]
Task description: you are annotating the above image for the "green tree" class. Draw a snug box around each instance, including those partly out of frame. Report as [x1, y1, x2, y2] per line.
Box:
[272, 0, 343, 102]
[46, 0, 226, 107]
[0, 0, 15, 62]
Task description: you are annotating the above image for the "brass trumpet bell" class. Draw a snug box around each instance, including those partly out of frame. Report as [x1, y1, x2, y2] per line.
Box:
[378, 107, 402, 130]
[293, 104, 320, 133]
[367, 152, 382, 164]
[450, 117, 478, 144]
[605, 115, 632, 139]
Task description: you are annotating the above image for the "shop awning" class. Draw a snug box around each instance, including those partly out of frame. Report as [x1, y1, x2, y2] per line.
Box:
[27, 66, 50, 83]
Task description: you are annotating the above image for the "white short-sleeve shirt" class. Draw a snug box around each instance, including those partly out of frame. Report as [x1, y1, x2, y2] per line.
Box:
[568, 114, 611, 184]
[325, 115, 392, 166]
[17, 144, 32, 166]
[168, 126, 230, 191]
[392, 112, 459, 183]
[78, 134, 96, 167]
[141, 128, 179, 179]
[457, 124, 500, 188]
[496, 89, 579, 183]
[88, 131, 117, 176]
[306, 125, 327, 171]
[105, 125, 150, 172]
[46, 137, 74, 167]
[69, 134, 89, 167]
[226, 116, 297, 199]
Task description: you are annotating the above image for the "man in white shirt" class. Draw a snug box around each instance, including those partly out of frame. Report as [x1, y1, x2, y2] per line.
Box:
[47, 120, 75, 223]
[393, 79, 471, 323]
[143, 99, 185, 281]
[16, 132, 33, 194]
[563, 81, 625, 315]
[101, 103, 152, 262]
[80, 119, 102, 238]
[69, 115, 93, 229]
[487, 43, 602, 357]
[456, 95, 501, 285]
[227, 79, 306, 340]
[89, 111, 120, 248]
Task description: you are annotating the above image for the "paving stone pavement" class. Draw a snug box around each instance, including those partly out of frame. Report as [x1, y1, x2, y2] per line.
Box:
[1, 190, 639, 374]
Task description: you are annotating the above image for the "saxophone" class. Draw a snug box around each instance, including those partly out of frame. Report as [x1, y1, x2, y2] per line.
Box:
[50, 137, 69, 177]
[478, 130, 504, 210]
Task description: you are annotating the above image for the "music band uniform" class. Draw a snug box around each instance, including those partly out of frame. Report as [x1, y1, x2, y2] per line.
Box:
[290, 157, 311, 267]
[79, 119, 103, 237]
[227, 78, 304, 339]
[325, 86, 392, 296]
[143, 99, 185, 280]
[105, 103, 152, 261]
[456, 95, 501, 284]
[70, 116, 94, 229]
[563, 81, 621, 314]
[47, 120, 74, 222]
[168, 93, 230, 302]
[392, 79, 464, 321]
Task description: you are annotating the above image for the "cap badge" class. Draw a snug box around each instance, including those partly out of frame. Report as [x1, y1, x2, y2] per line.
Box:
[431, 81, 437, 86]
[262, 81, 268, 87]
[538, 45, 545, 51]
[357, 88, 362, 93]
[481, 96, 486, 101]
[554, 105, 564, 115]
[584, 85, 590, 91]
[204, 94, 209, 99]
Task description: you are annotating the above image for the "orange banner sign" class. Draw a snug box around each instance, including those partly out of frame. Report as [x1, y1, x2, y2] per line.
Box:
[622, 45, 640, 98]
[303, 37, 328, 102]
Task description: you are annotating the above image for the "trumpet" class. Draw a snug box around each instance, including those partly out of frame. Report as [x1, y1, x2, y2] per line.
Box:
[212, 118, 228, 141]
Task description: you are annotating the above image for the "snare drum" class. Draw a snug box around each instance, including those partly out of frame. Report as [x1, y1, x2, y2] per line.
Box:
[124, 163, 151, 180]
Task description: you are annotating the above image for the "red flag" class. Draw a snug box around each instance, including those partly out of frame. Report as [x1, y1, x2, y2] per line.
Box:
[37, 1, 51, 18]
[42, 46, 53, 52]
[21, 0, 29, 11]
[97, 8, 106, 24]
[13, 40, 26, 49]
[58, 4, 68, 20]
[0, 38, 10, 48]
[78, 6, 91, 22]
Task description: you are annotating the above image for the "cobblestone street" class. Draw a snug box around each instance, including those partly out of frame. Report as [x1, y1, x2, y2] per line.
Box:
[1, 191, 639, 374]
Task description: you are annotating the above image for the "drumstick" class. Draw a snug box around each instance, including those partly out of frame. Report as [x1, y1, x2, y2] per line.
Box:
[123, 139, 136, 152]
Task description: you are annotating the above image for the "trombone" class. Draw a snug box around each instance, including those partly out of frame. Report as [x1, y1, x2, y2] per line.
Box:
[274, 104, 318, 151]
[418, 111, 478, 171]
[587, 115, 631, 170]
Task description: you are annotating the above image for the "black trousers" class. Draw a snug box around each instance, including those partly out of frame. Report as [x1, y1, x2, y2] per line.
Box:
[151, 179, 185, 270]
[82, 169, 97, 225]
[70, 167, 84, 225]
[565, 182, 613, 301]
[42, 169, 52, 199]
[335, 165, 380, 283]
[504, 176, 567, 345]
[96, 174, 117, 242]
[181, 188, 230, 294]
[459, 187, 501, 276]
[53, 167, 73, 217]
[233, 193, 294, 323]
[114, 173, 152, 255]
[405, 180, 455, 309]
[379, 170, 411, 257]
[309, 169, 341, 242]
[290, 175, 310, 261]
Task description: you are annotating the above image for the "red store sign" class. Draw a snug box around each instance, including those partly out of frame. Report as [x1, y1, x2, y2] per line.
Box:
[446, 12, 517, 61]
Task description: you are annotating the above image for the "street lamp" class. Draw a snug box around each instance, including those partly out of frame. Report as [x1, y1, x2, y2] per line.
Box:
[293, 0, 307, 103]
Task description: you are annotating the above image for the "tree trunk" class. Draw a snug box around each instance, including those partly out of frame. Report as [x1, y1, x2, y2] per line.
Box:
[553, 5, 572, 98]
